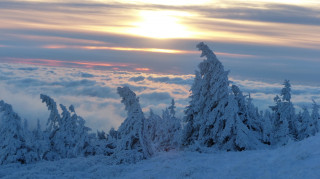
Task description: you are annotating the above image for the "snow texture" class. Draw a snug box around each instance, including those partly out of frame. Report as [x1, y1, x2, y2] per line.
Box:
[1, 133, 320, 179]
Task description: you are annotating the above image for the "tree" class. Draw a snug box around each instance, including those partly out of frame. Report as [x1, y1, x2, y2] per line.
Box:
[232, 85, 262, 143]
[168, 99, 176, 118]
[182, 42, 258, 151]
[145, 109, 163, 152]
[280, 80, 298, 139]
[68, 105, 93, 157]
[113, 86, 153, 164]
[161, 106, 181, 151]
[270, 95, 290, 146]
[261, 110, 273, 145]
[311, 100, 319, 133]
[93, 129, 115, 156]
[182, 42, 230, 148]
[281, 79, 292, 102]
[145, 105, 181, 153]
[40, 95, 92, 160]
[297, 107, 316, 140]
[0, 100, 38, 164]
[32, 119, 48, 160]
[40, 94, 62, 160]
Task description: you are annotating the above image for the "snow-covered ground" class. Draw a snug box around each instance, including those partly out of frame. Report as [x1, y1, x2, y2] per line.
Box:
[1, 134, 320, 179]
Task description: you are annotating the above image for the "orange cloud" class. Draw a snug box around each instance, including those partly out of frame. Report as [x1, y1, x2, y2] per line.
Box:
[0, 58, 130, 69]
[42, 45, 198, 54]
[135, 68, 151, 71]
[41, 45, 256, 58]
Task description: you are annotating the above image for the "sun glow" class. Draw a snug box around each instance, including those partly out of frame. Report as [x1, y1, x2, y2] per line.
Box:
[127, 11, 194, 39]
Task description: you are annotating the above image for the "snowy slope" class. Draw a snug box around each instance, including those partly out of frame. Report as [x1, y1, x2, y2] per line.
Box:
[1, 134, 320, 179]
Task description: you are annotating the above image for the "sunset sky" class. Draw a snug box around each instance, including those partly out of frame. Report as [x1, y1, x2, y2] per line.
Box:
[1, 0, 320, 130]
[2, 0, 320, 84]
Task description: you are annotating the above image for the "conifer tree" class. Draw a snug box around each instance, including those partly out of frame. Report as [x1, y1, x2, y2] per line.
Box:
[270, 95, 290, 146]
[232, 85, 262, 142]
[40, 94, 62, 160]
[297, 107, 316, 140]
[280, 80, 298, 139]
[182, 42, 258, 151]
[311, 100, 320, 133]
[40, 95, 92, 160]
[32, 119, 48, 160]
[93, 130, 114, 156]
[114, 86, 153, 163]
[261, 110, 273, 145]
[69, 105, 92, 157]
[168, 99, 176, 118]
[183, 42, 230, 148]
[0, 100, 38, 164]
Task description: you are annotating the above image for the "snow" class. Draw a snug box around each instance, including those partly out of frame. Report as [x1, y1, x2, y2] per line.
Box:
[1, 134, 320, 179]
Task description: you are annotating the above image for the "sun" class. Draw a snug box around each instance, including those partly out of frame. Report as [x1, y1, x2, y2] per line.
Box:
[126, 11, 194, 39]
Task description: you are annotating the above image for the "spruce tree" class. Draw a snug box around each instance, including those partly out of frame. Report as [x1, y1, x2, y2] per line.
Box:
[114, 86, 153, 163]
[232, 85, 262, 142]
[297, 107, 316, 140]
[40, 95, 92, 160]
[0, 100, 38, 164]
[32, 119, 48, 160]
[182, 42, 258, 151]
[281, 80, 298, 139]
[261, 110, 273, 145]
[311, 100, 319, 133]
[168, 99, 176, 118]
[40, 94, 62, 160]
[270, 95, 290, 146]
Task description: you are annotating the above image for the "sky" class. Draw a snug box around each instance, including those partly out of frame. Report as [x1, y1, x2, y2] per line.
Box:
[1, 0, 320, 131]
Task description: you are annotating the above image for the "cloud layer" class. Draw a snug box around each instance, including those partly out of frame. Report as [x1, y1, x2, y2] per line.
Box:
[1, 0, 320, 85]
[0, 63, 319, 132]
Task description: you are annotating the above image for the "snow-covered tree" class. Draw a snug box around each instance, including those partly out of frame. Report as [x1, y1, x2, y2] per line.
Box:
[145, 109, 163, 152]
[261, 110, 273, 145]
[145, 106, 181, 153]
[168, 99, 176, 118]
[232, 85, 262, 142]
[40, 94, 92, 160]
[270, 95, 290, 146]
[182, 42, 259, 151]
[281, 80, 298, 139]
[161, 107, 181, 151]
[92, 130, 115, 156]
[103, 128, 118, 155]
[297, 107, 316, 140]
[69, 105, 92, 157]
[281, 80, 292, 102]
[32, 120, 48, 160]
[182, 42, 230, 148]
[40, 94, 62, 160]
[311, 100, 319, 133]
[0, 100, 38, 164]
[114, 86, 153, 164]
[269, 80, 298, 145]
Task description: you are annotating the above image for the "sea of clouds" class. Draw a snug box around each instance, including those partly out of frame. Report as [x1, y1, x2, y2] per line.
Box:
[0, 63, 319, 132]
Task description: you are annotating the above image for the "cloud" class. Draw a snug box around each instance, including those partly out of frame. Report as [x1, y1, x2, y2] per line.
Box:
[79, 72, 95, 78]
[17, 67, 39, 71]
[140, 92, 172, 102]
[129, 76, 145, 82]
[0, 63, 190, 131]
[147, 76, 193, 85]
[0, 60, 319, 132]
